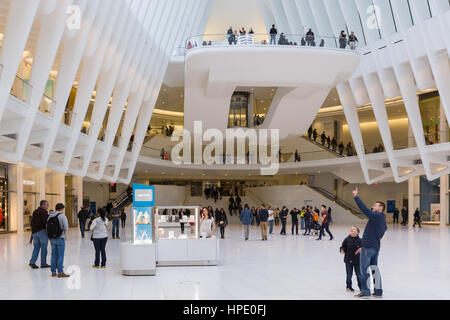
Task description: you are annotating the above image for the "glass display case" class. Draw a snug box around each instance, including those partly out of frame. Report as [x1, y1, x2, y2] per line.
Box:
[155, 207, 200, 240]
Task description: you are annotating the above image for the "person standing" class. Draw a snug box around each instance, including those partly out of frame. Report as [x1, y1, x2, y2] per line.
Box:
[111, 203, 120, 239]
[280, 207, 288, 235]
[29, 200, 51, 269]
[413, 208, 421, 228]
[259, 204, 269, 241]
[340, 226, 362, 293]
[303, 208, 312, 235]
[120, 209, 126, 229]
[290, 208, 299, 235]
[393, 207, 399, 224]
[339, 30, 347, 49]
[77, 206, 90, 239]
[269, 24, 278, 45]
[306, 28, 315, 46]
[401, 206, 408, 226]
[227, 26, 233, 42]
[47, 203, 70, 278]
[216, 208, 228, 239]
[348, 31, 358, 50]
[240, 204, 252, 241]
[316, 205, 334, 240]
[268, 207, 275, 234]
[228, 196, 235, 216]
[200, 207, 215, 238]
[300, 207, 306, 230]
[90, 208, 108, 268]
[352, 187, 387, 299]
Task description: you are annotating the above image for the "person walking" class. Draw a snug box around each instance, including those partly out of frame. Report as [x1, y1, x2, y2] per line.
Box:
[120, 209, 126, 229]
[268, 207, 275, 234]
[290, 208, 299, 235]
[259, 204, 269, 241]
[352, 187, 387, 299]
[316, 205, 334, 240]
[274, 207, 280, 226]
[240, 205, 253, 241]
[111, 203, 120, 239]
[77, 206, 90, 239]
[413, 208, 421, 228]
[393, 207, 399, 224]
[340, 226, 362, 293]
[90, 208, 108, 268]
[228, 196, 235, 216]
[29, 200, 51, 269]
[280, 207, 288, 235]
[216, 208, 228, 239]
[47, 203, 70, 278]
[269, 24, 278, 45]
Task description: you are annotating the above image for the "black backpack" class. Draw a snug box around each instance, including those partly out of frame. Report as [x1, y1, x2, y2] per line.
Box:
[47, 213, 63, 239]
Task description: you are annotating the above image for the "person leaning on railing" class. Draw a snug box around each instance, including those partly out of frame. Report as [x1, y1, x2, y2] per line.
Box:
[348, 32, 358, 50]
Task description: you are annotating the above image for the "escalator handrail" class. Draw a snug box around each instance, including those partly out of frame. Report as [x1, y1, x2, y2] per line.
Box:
[310, 186, 363, 215]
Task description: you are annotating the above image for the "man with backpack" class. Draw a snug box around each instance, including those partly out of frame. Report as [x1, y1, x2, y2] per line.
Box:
[29, 200, 51, 269]
[47, 203, 70, 278]
[77, 206, 90, 238]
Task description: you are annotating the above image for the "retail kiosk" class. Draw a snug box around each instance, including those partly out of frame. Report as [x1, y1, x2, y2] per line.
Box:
[120, 184, 156, 276]
[155, 206, 219, 266]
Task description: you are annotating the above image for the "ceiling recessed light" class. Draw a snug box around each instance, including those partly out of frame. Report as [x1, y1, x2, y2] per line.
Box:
[145, 170, 148, 174]
[161, 172, 165, 175]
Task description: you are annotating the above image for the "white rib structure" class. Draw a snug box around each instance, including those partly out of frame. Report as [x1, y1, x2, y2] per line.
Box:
[0, 0, 213, 184]
[257, 0, 450, 184]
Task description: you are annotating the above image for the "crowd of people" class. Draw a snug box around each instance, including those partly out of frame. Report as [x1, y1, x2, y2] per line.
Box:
[27, 185, 393, 299]
[307, 126, 356, 156]
[187, 25, 359, 50]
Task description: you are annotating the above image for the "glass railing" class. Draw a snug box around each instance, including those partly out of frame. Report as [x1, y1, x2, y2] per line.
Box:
[10, 74, 32, 104]
[81, 121, 93, 135]
[38, 94, 56, 117]
[62, 108, 76, 127]
[127, 141, 136, 152]
[184, 33, 358, 53]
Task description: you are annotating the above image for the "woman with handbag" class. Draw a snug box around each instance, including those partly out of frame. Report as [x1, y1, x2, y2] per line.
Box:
[216, 208, 228, 239]
[90, 208, 108, 268]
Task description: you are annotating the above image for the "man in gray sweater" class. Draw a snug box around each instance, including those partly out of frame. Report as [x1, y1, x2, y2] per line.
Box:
[111, 203, 121, 239]
[48, 203, 69, 278]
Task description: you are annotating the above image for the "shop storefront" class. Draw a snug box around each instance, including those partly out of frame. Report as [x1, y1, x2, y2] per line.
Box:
[0, 165, 9, 233]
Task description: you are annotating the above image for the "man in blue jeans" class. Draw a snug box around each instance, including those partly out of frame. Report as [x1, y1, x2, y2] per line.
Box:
[269, 24, 277, 45]
[29, 200, 51, 269]
[111, 202, 121, 239]
[352, 187, 387, 299]
[48, 203, 70, 278]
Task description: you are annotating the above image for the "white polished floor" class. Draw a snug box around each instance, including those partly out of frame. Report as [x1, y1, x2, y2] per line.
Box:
[0, 222, 449, 300]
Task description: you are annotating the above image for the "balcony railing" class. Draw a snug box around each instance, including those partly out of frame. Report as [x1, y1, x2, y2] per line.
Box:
[39, 94, 56, 117]
[185, 33, 358, 53]
[62, 108, 76, 127]
[10, 75, 32, 104]
[98, 128, 107, 142]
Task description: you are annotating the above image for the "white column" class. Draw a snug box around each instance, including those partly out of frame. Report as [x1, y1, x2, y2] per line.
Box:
[38, 169, 46, 201]
[75, 175, 83, 211]
[408, 176, 420, 227]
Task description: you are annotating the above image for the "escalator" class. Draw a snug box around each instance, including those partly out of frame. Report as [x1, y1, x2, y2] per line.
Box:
[309, 186, 365, 219]
[114, 189, 133, 211]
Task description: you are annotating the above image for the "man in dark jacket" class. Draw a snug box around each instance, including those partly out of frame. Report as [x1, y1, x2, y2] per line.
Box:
[303, 208, 312, 235]
[77, 206, 90, 238]
[240, 204, 253, 241]
[29, 200, 51, 269]
[353, 188, 387, 299]
[290, 208, 299, 235]
[413, 208, 421, 228]
[259, 205, 269, 241]
[401, 206, 408, 226]
[340, 226, 363, 292]
[280, 207, 288, 235]
[269, 24, 278, 45]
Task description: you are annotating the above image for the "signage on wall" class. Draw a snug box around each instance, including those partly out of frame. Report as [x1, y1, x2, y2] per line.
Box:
[386, 200, 396, 214]
[133, 184, 155, 207]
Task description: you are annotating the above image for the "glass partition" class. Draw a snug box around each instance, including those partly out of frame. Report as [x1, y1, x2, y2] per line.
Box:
[155, 207, 200, 240]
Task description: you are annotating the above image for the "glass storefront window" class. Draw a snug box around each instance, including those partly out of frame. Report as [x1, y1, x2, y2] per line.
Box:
[0, 165, 9, 232]
[419, 91, 440, 144]
[419, 176, 440, 223]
